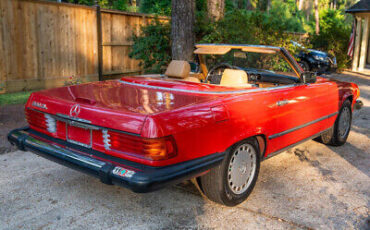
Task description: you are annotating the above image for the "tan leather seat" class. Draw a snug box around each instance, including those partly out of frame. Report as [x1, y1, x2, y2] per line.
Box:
[165, 60, 200, 83]
[220, 69, 253, 88]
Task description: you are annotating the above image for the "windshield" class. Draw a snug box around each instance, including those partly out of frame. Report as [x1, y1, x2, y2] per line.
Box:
[204, 49, 298, 77]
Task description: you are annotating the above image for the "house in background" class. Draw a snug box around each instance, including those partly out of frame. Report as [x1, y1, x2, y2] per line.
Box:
[346, 0, 370, 74]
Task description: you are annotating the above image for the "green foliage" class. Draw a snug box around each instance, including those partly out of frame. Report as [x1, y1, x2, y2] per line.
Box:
[129, 20, 171, 73]
[200, 7, 305, 51]
[310, 9, 352, 70]
[139, 0, 171, 15]
[66, 0, 129, 10]
[111, 0, 129, 11]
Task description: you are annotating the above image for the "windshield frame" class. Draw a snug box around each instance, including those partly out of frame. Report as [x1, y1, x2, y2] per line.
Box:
[195, 44, 303, 82]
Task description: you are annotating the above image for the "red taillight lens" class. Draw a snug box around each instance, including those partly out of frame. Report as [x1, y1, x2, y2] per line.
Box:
[26, 109, 47, 131]
[108, 130, 177, 161]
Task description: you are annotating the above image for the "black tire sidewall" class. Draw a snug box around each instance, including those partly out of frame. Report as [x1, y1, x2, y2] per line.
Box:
[333, 100, 352, 145]
[220, 138, 261, 206]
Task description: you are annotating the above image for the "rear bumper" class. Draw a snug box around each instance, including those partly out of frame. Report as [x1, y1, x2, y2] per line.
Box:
[354, 100, 363, 110]
[7, 127, 224, 193]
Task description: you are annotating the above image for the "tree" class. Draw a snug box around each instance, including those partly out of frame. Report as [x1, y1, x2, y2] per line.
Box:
[171, 0, 196, 61]
[297, 0, 304, 11]
[314, 0, 320, 34]
[207, 0, 225, 21]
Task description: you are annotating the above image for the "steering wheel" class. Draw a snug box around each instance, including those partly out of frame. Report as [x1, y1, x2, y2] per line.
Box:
[205, 63, 235, 84]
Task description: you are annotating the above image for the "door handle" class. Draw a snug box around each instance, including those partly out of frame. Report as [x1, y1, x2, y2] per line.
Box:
[276, 100, 289, 106]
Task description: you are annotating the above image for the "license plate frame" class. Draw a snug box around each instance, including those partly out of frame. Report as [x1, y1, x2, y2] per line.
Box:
[66, 123, 92, 148]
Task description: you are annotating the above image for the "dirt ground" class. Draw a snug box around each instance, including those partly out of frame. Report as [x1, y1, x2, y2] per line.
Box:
[0, 72, 369, 229]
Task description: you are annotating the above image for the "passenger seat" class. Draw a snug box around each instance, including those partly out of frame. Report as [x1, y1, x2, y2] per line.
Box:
[220, 69, 253, 88]
[165, 60, 200, 83]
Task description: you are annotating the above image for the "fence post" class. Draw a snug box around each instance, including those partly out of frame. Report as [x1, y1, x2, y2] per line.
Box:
[96, 1, 103, 81]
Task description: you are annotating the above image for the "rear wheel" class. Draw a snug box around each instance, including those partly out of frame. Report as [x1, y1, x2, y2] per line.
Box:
[316, 100, 352, 146]
[199, 137, 260, 206]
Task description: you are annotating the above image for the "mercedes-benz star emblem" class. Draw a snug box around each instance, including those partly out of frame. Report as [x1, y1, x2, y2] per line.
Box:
[70, 104, 81, 117]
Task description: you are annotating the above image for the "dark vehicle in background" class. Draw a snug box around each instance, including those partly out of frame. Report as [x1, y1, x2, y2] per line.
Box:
[291, 41, 337, 73]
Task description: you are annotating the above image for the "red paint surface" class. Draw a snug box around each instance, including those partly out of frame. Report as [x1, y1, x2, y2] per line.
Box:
[25, 75, 360, 167]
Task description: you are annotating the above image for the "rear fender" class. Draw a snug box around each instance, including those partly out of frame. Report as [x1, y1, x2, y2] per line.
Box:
[224, 129, 267, 158]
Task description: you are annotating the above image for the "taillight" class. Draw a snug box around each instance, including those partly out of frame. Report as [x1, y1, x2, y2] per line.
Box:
[26, 109, 47, 131]
[26, 109, 60, 137]
[105, 130, 177, 161]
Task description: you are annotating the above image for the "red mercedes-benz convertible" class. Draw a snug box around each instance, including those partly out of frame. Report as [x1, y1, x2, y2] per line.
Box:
[8, 44, 362, 206]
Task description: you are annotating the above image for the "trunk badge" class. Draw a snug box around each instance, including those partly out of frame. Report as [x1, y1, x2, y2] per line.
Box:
[70, 104, 81, 117]
[32, 101, 47, 110]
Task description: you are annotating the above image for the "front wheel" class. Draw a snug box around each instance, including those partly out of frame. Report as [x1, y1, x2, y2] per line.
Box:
[199, 137, 260, 206]
[317, 100, 352, 146]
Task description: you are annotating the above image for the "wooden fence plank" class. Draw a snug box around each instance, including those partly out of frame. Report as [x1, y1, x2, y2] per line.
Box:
[0, 0, 5, 93]
[1, 0, 169, 93]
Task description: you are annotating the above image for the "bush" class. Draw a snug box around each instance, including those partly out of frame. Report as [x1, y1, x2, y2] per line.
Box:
[139, 0, 171, 15]
[310, 9, 352, 70]
[129, 20, 171, 73]
[200, 8, 305, 53]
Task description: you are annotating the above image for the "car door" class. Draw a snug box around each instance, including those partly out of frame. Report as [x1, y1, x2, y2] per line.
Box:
[266, 79, 339, 154]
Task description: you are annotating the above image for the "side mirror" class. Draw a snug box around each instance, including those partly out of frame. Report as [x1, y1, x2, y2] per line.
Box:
[300, 71, 316, 83]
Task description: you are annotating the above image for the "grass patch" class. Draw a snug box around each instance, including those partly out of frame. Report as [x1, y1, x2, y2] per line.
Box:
[0, 91, 34, 106]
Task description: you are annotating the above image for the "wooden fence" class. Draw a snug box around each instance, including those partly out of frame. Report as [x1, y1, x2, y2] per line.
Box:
[0, 0, 169, 93]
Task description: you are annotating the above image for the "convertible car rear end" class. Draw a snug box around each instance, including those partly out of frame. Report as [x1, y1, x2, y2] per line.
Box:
[8, 44, 362, 206]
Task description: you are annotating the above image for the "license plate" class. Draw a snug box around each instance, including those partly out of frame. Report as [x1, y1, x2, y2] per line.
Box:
[66, 124, 92, 148]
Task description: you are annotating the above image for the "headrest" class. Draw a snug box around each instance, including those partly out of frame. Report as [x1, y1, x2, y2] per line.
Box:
[220, 69, 249, 87]
[165, 60, 190, 79]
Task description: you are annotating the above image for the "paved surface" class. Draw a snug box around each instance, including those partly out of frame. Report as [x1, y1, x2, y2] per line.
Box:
[0, 73, 369, 229]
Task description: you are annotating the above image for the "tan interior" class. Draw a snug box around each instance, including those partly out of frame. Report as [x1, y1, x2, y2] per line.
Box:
[220, 69, 253, 88]
[258, 82, 277, 88]
[165, 60, 190, 78]
[165, 60, 200, 83]
[194, 47, 232, 55]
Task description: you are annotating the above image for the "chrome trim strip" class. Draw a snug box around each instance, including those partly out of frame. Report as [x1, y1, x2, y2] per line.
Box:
[268, 112, 338, 140]
[262, 128, 331, 161]
[56, 113, 92, 124]
[119, 80, 297, 95]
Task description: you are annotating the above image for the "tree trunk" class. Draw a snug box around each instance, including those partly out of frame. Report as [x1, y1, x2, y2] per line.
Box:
[266, 0, 271, 12]
[298, 0, 304, 10]
[171, 0, 195, 61]
[207, 0, 225, 21]
[314, 0, 320, 35]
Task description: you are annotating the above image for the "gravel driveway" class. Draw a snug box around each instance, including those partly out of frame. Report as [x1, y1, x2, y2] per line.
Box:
[0, 72, 369, 229]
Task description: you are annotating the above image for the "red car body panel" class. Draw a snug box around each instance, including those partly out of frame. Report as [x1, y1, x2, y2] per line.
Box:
[24, 74, 360, 167]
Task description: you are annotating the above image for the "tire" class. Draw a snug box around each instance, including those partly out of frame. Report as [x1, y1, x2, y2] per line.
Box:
[316, 100, 352, 146]
[299, 61, 310, 72]
[199, 137, 260, 206]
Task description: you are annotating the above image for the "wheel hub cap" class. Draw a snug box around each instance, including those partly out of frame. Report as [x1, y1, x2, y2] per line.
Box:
[227, 143, 257, 194]
[338, 107, 350, 138]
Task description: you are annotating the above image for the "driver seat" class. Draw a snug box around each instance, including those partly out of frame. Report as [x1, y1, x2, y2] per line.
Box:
[165, 60, 200, 83]
[220, 69, 253, 88]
